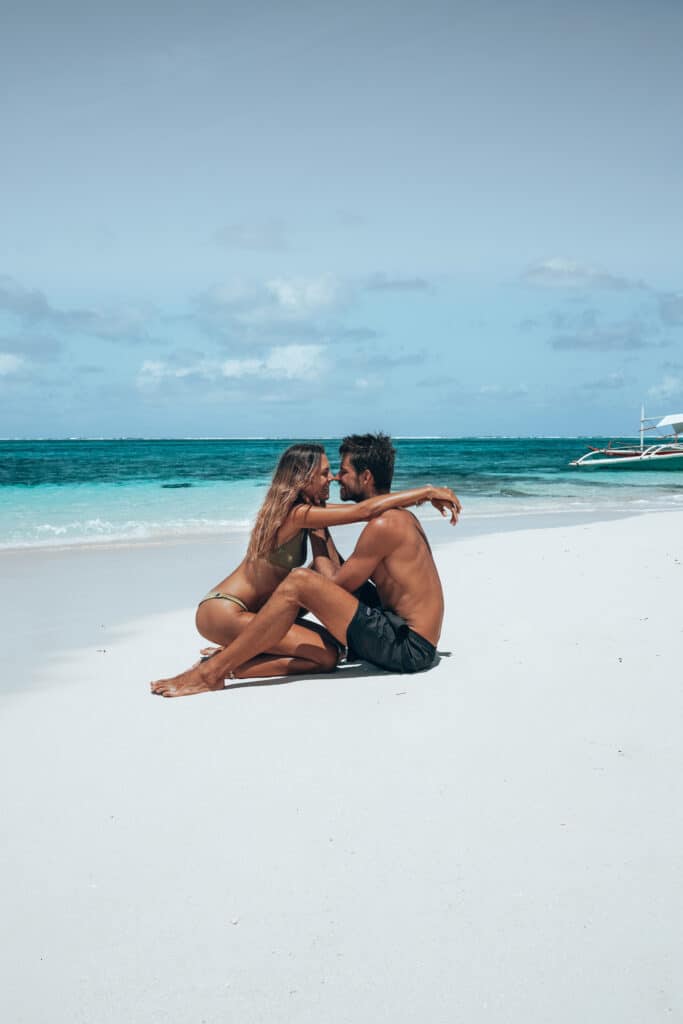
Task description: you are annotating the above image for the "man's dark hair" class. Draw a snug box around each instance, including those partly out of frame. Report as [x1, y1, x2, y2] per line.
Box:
[339, 432, 396, 492]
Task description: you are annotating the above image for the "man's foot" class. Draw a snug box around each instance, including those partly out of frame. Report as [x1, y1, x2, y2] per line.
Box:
[150, 662, 225, 698]
[200, 645, 223, 659]
[189, 645, 223, 668]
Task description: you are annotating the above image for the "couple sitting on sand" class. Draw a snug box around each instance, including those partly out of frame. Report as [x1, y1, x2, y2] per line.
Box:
[151, 433, 460, 698]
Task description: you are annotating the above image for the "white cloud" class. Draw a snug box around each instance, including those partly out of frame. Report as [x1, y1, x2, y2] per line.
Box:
[136, 360, 169, 390]
[138, 360, 166, 379]
[522, 258, 643, 291]
[266, 275, 340, 315]
[0, 353, 23, 375]
[135, 359, 214, 390]
[222, 345, 326, 380]
[139, 359, 204, 380]
[195, 275, 343, 343]
[220, 357, 263, 378]
[647, 375, 683, 402]
[137, 345, 326, 391]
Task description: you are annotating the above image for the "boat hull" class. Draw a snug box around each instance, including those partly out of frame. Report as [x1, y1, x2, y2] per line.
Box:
[571, 452, 683, 470]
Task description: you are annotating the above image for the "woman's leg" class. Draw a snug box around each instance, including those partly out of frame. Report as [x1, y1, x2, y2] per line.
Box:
[152, 574, 349, 697]
[195, 600, 338, 677]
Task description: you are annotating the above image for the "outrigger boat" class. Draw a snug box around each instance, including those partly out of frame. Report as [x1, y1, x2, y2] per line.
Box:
[570, 406, 683, 470]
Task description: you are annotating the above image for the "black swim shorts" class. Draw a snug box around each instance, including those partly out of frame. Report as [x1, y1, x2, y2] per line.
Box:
[346, 602, 436, 674]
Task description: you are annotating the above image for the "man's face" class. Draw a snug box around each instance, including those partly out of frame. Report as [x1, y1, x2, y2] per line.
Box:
[336, 454, 366, 502]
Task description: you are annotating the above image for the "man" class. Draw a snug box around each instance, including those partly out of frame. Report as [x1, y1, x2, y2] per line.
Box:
[151, 434, 460, 697]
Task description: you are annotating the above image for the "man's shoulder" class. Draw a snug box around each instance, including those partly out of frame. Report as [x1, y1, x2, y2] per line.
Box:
[360, 508, 416, 540]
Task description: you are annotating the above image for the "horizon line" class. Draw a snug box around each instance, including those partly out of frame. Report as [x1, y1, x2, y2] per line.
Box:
[0, 434, 642, 442]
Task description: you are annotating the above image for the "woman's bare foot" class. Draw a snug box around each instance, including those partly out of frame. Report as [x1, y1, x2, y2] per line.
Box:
[150, 661, 227, 698]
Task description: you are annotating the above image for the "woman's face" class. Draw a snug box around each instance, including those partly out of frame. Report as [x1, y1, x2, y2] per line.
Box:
[302, 453, 332, 505]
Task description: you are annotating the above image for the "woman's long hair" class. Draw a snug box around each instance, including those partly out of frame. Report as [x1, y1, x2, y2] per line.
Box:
[246, 443, 325, 561]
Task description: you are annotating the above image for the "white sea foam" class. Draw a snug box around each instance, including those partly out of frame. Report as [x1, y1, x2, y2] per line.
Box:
[3, 488, 683, 551]
[0, 517, 254, 551]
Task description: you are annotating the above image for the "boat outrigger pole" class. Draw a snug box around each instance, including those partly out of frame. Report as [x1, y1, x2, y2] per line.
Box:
[640, 403, 645, 452]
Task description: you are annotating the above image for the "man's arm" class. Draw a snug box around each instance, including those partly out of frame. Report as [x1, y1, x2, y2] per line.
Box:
[330, 518, 399, 594]
[310, 526, 382, 607]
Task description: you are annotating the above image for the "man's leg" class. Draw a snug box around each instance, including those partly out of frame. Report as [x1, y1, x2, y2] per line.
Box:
[151, 569, 359, 698]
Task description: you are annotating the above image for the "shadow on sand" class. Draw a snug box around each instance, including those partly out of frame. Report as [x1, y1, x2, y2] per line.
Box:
[219, 651, 451, 692]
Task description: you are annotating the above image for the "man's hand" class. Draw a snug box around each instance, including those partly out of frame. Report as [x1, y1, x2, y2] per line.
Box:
[426, 485, 461, 525]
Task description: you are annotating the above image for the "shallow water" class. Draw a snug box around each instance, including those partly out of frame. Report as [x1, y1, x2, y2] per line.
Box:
[1, 437, 682, 549]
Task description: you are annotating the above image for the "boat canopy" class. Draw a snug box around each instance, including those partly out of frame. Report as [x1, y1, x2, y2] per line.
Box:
[656, 414, 683, 434]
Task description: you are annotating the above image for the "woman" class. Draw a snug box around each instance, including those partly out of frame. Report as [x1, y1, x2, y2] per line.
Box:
[195, 442, 452, 680]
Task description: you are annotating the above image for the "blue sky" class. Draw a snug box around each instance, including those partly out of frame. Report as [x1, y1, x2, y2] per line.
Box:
[1, 0, 682, 437]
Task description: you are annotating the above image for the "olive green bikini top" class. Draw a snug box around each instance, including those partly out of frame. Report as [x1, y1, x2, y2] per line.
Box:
[267, 528, 308, 570]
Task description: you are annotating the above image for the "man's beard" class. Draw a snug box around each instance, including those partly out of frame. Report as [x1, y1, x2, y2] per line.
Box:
[339, 484, 363, 503]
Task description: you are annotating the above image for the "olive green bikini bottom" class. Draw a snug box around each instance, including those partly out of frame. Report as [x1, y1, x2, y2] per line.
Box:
[198, 590, 249, 612]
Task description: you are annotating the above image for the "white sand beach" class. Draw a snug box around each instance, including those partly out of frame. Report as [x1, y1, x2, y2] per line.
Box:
[2, 511, 682, 1023]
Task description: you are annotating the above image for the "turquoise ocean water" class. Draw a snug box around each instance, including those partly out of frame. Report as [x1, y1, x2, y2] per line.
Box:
[1, 437, 682, 550]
